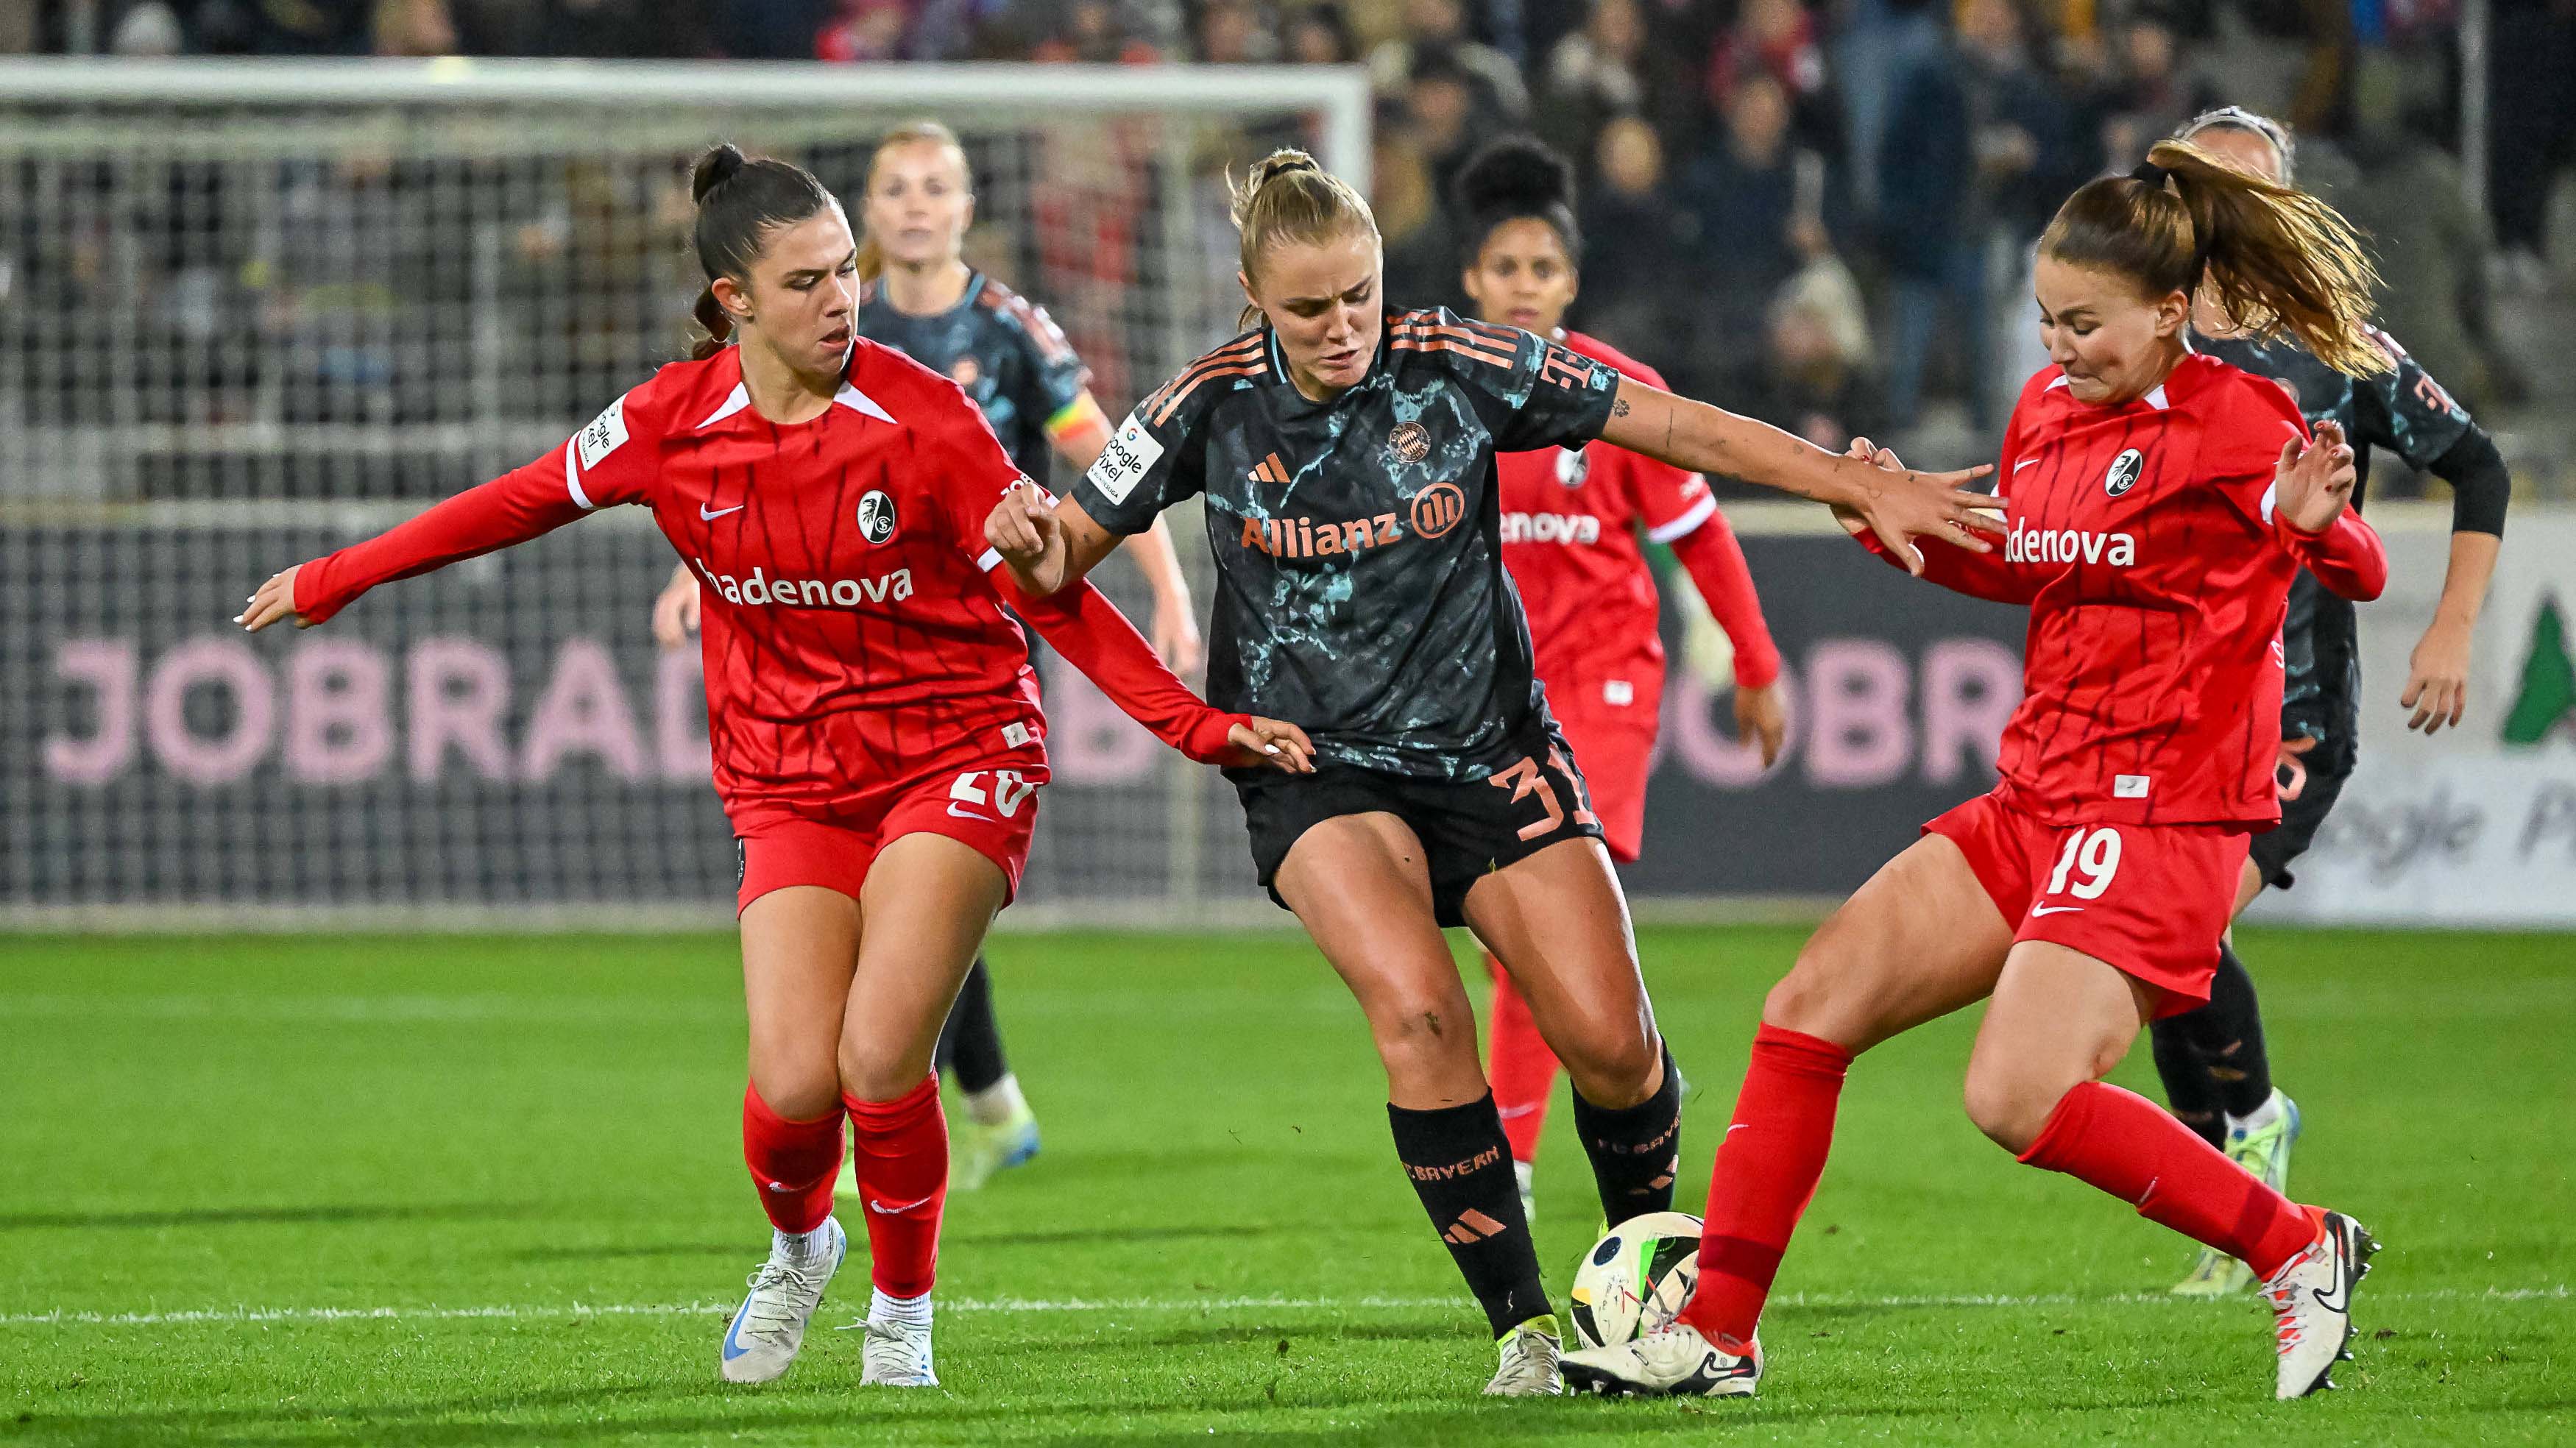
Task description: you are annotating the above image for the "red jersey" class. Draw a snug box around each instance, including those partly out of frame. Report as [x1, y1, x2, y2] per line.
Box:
[296, 341, 1235, 816]
[1496, 331, 1780, 729]
[1865, 354, 2386, 827]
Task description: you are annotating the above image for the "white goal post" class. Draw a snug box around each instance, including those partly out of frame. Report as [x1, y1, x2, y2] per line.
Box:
[0, 58, 1368, 931]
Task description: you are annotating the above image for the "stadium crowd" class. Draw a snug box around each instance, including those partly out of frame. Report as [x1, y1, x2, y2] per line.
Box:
[9, 0, 2564, 482]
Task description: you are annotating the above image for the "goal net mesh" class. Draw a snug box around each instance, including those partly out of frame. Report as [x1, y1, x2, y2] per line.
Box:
[0, 66, 1358, 927]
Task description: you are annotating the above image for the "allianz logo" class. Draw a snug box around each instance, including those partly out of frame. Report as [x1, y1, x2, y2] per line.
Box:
[2005, 523, 2137, 567]
[1500, 511, 1603, 545]
[693, 558, 915, 608]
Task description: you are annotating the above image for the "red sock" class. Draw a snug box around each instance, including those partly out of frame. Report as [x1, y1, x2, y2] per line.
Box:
[1484, 953, 1560, 1165]
[1677, 1023, 1851, 1351]
[2018, 1080, 2318, 1279]
[844, 1076, 948, 1297]
[743, 1084, 844, 1235]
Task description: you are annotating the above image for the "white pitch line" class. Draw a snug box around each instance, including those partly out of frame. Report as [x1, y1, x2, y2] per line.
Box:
[4, 1285, 2561, 1330]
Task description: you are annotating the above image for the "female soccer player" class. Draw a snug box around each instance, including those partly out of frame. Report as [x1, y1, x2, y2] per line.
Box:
[1450, 138, 1787, 1221]
[984, 149, 1999, 1395]
[1558, 140, 2391, 1404]
[2148, 107, 2513, 1297]
[652, 120, 1208, 1193]
[241, 146, 1307, 1391]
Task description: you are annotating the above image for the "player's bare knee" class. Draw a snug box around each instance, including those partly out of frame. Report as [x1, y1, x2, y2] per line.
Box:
[1559, 1019, 1657, 1107]
[749, 1054, 842, 1121]
[835, 1034, 928, 1104]
[1763, 940, 1866, 1043]
[1960, 1054, 2056, 1154]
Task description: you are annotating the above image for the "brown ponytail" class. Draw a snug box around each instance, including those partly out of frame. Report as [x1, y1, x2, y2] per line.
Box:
[1229, 148, 1380, 330]
[2040, 138, 2386, 377]
[685, 143, 836, 361]
[856, 119, 973, 287]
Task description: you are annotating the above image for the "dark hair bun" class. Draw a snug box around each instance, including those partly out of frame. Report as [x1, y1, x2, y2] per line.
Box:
[1456, 136, 1574, 220]
[692, 143, 748, 204]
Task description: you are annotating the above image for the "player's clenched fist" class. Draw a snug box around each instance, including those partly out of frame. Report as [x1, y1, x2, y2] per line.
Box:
[985, 478, 1064, 591]
[236, 564, 312, 632]
[2272, 419, 2359, 533]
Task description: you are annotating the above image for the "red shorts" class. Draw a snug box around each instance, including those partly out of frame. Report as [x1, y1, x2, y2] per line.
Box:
[729, 750, 1048, 914]
[1923, 788, 2251, 1018]
[1555, 714, 1655, 863]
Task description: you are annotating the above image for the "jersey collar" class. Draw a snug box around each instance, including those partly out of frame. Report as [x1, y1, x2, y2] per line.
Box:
[690, 347, 898, 431]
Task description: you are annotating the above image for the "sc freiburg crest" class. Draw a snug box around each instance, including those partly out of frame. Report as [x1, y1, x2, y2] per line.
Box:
[2103, 448, 2145, 497]
[1554, 446, 1590, 489]
[857, 489, 899, 544]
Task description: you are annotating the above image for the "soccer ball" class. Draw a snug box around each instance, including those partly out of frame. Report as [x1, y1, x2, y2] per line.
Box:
[1566, 1211, 1703, 1349]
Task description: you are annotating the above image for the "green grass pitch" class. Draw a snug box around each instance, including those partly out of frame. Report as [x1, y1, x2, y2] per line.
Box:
[2, 926, 2568, 1446]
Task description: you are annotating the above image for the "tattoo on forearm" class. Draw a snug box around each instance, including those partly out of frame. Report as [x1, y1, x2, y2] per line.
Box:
[1612, 397, 1630, 418]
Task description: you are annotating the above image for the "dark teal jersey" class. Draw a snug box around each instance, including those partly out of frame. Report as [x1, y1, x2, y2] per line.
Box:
[1072, 309, 1622, 780]
[854, 272, 1091, 483]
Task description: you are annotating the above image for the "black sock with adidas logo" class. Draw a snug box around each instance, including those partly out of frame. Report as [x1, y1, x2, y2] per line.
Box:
[1571, 1039, 1684, 1228]
[1388, 1094, 1549, 1339]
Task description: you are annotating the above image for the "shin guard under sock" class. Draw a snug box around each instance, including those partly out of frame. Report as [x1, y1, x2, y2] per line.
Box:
[2018, 1080, 2316, 1279]
[1569, 1040, 1683, 1226]
[1677, 1023, 1850, 1350]
[844, 1076, 949, 1297]
[1388, 1094, 1549, 1338]
[742, 1084, 846, 1235]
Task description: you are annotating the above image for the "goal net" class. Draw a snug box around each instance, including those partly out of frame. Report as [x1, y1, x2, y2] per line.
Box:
[0, 58, 1369, 929]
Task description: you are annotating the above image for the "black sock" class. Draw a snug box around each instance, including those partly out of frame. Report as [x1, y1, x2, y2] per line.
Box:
[1388, 1095, 1549, 1338]
[2150, 1013, 2228, 1149]
[2151, 942, 2273, 1148]
[2201, 943, 2274, 1118]
[936, 957, 1009, 1095]
[1569, 1040, 1683, 1227]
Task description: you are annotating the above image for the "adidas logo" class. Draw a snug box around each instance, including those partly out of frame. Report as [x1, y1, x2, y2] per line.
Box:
[1249, 452, 1291, 487]
[1442, 1208, 1510, 1244]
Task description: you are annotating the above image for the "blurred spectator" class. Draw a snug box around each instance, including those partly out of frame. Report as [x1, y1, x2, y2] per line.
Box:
[1722, 263, 1886, 453]
[373, 0, 456, 55]
[1028, 0, 1168, 60]
[1705, 0, 1838, 156]
[2093, 11, 2213, 172]
[1677, 68, 1838, 377]
[1879, 0, 2091, 433]
[816, 0, 916, 60]
[1830, 0, 1945, 213]
[1373, 119, 1463, 309]
[2488, 0, 2576, 285]
[712, 0, 827, 58]
[110, 1, 188, 53]
[205, 0, 375, 52]
[1192, 0, 1278, 62]
[1287, 0, 1358, 62]
[1367, 0, 1528, 119]
[1570, 113, 1699, 371]
[1403, 50, 1490, 206]
[1535, 0, 1646, 163]
[2333, 60, 2522, 412]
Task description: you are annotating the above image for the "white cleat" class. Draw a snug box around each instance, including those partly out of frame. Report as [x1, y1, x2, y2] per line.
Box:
[849, 1302, 940, 1387]
[1484, 1314, 1564, 1396]
[1561, 1321, 1762, 1398]
[718, 1218, 846, 1385]
[2262, 1210, 2378, 1400]
[1513, 1158, 1538, 1229]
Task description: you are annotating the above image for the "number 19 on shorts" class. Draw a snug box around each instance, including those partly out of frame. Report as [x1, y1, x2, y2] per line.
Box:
[2044, 826, 2123, 901]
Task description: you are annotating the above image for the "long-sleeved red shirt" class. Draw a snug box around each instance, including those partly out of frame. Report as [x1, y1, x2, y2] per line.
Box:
[1858, 353, 2385, 827]
[297, 341, 1242, 817]
[1496, 330, 1780, 733]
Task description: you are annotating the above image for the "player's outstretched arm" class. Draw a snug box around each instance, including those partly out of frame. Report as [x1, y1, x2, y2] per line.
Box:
[237, 462, 592, 631]
[2271, 420, 2387, 603]
[986, 480, 1122, 597]
[1832, 440, 2040, 606]
[995, 569, 1312, 774]
[1599, 377, 2000, 575]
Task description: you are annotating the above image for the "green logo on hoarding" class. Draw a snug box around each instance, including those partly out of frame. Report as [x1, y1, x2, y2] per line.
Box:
[2502, 595, 2575, 747]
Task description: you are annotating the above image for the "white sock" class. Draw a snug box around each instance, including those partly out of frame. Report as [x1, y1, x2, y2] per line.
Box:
[1512, 1158, 1537, 1199]
[965, 1073, 1027, 1127]
[2227, 1091, 2284, 1137]
[870, 1286, 933, 1328]
[774, 1221, 836, 1263]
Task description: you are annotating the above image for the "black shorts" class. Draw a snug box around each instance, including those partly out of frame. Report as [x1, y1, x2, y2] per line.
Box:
[1232, 731, 1604, 928]
[2249, 762, 2351, 891]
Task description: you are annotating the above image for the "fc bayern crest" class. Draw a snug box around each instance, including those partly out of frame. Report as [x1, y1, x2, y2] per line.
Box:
[1554, 446, 1590, 489]
[2103, 448, 2145, 497]
[1385, 421, 1432, 466]
[856, 489, 899, 544]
